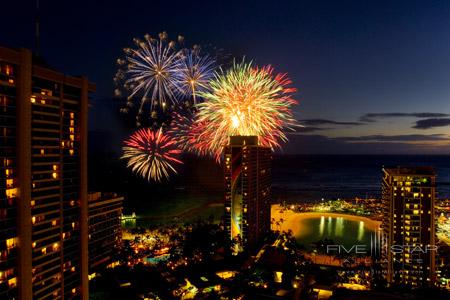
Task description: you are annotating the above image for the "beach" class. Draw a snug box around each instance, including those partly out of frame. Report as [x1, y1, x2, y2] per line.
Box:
[271, 204, 381, 234]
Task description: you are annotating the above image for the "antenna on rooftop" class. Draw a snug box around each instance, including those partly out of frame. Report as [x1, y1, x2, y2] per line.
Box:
[35, 0, 40, 56]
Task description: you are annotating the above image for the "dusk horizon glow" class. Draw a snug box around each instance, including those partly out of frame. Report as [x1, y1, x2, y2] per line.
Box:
[2, 2, 450, 298]
[3, 0, 450, 154]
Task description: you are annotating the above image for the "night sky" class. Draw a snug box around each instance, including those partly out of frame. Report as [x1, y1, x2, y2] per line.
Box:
[3, 0, 450, 154]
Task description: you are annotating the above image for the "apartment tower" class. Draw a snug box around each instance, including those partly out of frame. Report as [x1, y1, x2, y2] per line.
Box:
[381, 167, 436, 287]
[0, 47, 94, 299]
[224, 136, 271, 253]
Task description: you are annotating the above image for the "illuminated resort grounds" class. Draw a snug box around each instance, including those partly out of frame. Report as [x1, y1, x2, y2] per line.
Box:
[272, 205, 380, 228]
[271, 205, 381, 244]
[122, 193, 224, 227]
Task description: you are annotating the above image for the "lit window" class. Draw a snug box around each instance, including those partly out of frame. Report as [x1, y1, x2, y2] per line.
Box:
[6, 188, 17, 198]
[6, 179, 13, 188]
[8, 277, 16, 288]
[6, 238, 17, 249]
[5, 65, 12, 75]
[0, 269, 14, 281]
[41, 89, 52, 96]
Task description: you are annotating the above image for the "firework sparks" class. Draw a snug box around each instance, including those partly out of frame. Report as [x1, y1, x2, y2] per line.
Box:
[169, 110, 214, 157]
[115, 32, 184, 122]
[179, 48, 216, 105]
[115, 33, 218, 126]
[196, 60, 298, 159]
[121, 128, 183, 182]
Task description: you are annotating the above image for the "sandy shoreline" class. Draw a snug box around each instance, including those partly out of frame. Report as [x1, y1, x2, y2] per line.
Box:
[271, 204, 381, 233]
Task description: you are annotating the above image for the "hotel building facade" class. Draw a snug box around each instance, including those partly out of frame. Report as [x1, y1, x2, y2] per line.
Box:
[224, 136, 271, 253]
[0, 47, 94, 299]
[381, 167, 437, 287]
[88, 192, 123, 273]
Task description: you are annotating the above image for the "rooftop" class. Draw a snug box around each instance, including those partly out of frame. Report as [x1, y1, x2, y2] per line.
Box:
[229, 136, 259, 146]
[0, 45, 96, 92]
[383, 166, 436, 176]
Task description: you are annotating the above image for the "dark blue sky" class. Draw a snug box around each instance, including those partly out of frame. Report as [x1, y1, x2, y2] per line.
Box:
[3, 0, 450, 154]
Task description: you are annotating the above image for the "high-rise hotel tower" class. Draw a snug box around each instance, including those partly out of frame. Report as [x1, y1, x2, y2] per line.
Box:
[0, 47, 94, 299]
[224, 136, 271, 253]
[381, 167, 436, 287]
[88, 192, 123, 273]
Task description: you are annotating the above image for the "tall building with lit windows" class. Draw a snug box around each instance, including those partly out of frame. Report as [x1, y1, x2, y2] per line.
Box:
[381, 167, 437, 288]
[224, 136, 271, 253]
[0, 47, 94, 300]
[88, 192, 123, 273]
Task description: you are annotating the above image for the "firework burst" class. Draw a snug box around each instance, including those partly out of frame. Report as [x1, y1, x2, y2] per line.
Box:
[115, 32, 184, 124]
[169, 110, 214, 157]
[196, 60, 298, 159]
[115, 33, 218, 126]
[121, 128, 183, 182]
[179, 48, 216, 105]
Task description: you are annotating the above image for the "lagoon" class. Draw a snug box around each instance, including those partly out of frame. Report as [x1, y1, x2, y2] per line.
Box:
[271, 205, 381, 251]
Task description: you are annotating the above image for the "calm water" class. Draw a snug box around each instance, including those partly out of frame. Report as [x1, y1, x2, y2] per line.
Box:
[272, 155, 450, 202]
[294, 216, 376, 251]
[111, 155, 450, 217]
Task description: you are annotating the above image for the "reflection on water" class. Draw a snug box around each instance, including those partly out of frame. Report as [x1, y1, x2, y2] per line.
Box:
[358, 221, 365, 241]
[327, 216, 332, 235]
[336, 217, 344, 237]
[296, 216, 374, 250]
[319, 216, 325, 235]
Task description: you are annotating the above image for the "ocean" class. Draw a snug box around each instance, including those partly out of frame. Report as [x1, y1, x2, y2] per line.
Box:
[91, 154, 450, 217]
[272, 155, 450, 202]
